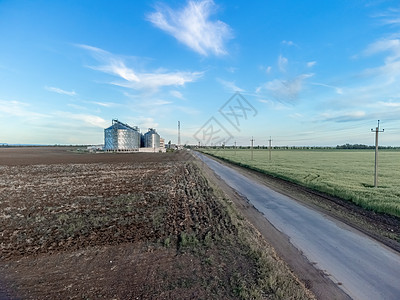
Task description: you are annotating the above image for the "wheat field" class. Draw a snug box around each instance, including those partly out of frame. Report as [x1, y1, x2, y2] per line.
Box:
[201, 148, 400, 218]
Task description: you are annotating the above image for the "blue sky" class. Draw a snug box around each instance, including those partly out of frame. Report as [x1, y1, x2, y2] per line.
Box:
[1, 0, 400, 146]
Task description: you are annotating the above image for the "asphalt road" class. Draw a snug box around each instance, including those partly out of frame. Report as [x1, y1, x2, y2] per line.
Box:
[195, 152, 400, 300]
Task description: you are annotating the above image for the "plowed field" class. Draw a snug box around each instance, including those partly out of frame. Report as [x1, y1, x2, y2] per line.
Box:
[0, 147, 313, 299]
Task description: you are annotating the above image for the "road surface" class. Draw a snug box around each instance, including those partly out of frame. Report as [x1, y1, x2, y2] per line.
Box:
[195, 152, 400, 300]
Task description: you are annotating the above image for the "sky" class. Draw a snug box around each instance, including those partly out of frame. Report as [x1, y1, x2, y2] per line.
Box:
[1, 0, 400, 146]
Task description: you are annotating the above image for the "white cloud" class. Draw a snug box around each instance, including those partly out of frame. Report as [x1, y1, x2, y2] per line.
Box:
[128, 116, 159, 130]
[90, 101, 117, 107]
[217, 78, 244, 92]
[78, 44, 202, 92]
[45, 86, 76, 96]
[67, 103, 87, 110]
[258, 98, 290, 110]
[256, 74, 313, 103]
[307, 61, 317, 68]
[282, 40, 296, 47]
[361, 38, 400, 83]
[112, 71, 202, 92]
[318, 110, 367, 122]
[59, 112, 109, 128]
[259, 65, 272, 74]
[311, 82, 343, 94]
[0, 99, 47, 118]
[374, 7, 400, 26]
[94, 60, 140, 82]
[170, 90, 184, 100]
[364, 38, 400, 62]
[290, 113, 304, 119]
[123, 92, 173, 107]
[147, 0, 233, 56]
[278, 55, 288, 72]
[376, 100, 400, 107]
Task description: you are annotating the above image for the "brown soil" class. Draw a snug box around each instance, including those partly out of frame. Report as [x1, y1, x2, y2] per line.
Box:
[0, 146, 186, 166]
[0, 147, 312, 299]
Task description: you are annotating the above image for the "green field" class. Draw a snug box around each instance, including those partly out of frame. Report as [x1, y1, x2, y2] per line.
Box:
[200, 148, 400, 218]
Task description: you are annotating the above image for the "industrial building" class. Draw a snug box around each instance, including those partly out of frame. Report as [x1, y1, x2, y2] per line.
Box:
[104, 120, 164, 152]
[142, 128, 160, 149]
[104, 119, 141, 151]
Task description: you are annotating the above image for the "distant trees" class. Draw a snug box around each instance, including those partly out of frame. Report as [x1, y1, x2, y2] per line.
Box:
[336, 143, 399, 149]
[336, 143, 373, 149]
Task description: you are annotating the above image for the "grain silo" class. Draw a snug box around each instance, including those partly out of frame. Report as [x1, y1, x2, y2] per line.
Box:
[104, 119, 141, 151]
[143, 128, 160, 149]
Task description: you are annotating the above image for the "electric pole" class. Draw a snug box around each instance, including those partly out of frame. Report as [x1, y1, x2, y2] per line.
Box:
[250, 136, 254, 160]
[178, 121, 181, 148]
[268, 136, 272, 161]
[234, 141, 237, 155]
[371, 120, 384, 188]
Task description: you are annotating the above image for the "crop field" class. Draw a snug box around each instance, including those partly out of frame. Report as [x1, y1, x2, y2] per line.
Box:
[0, 148, 313, 299]
[201, 148, 400, 218]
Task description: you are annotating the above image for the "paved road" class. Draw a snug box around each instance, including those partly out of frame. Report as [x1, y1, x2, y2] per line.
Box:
[195, 152, 400, 300]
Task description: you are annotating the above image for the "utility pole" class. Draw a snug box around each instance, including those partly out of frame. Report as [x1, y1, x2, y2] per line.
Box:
[268, 136, 272, 161]
[178, 121, 181, 149]
[250, 136, 254, 160]
[371, 120, 384, 188]
[234, 141, 237, 155]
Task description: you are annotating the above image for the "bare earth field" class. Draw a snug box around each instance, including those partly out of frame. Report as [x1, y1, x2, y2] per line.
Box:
[0, 147, 313, 299]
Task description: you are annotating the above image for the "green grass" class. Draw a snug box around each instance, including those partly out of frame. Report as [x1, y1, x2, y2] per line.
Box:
[200, 148, 400, 218]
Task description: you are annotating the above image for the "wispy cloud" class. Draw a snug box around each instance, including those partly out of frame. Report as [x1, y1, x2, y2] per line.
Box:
[256, 74, 313, 103]
[126, 116, 159, 130]
[259, 65, 272, 74]
[318, 110, 367, 123]
[217, 78, 244, 92]
[258, 98, 291, 110]
[377, 100, 400, 107]
[364, 38, 400, 62]
[311, 82, 343, 94]
[278, 55, 288, 72]
[45, 86, 76, 96]
[123, 92, 172, 107]
[357, 37, 400, 91]
[147, 0, 233, 56]
[307, 61, 317, 68]
[77, 44, 202, 93]
[57, 112, 109, 128]
[281, 40, 297, 47]
[170, 90, 185, 100]
[90, 101, 117, 107]
[0, 99, 47, 118]
[373, 7, 400, 26]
